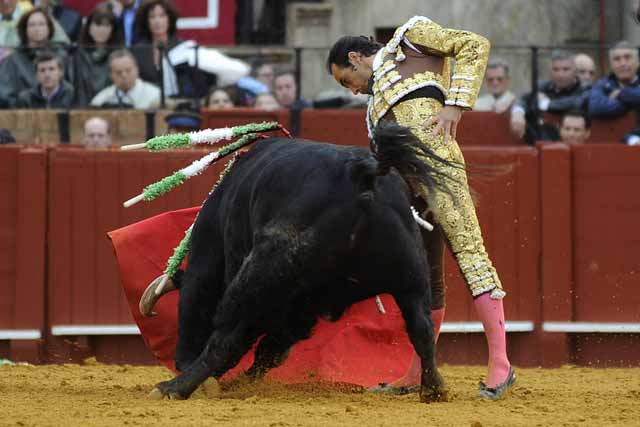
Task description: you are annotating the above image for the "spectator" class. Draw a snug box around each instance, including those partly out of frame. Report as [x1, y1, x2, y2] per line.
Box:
[0, 128, 17, 144]
[83, 116, 112, 149]
[204, 86, 235, 109]
[273, 70, 310, 109]
[559, 110, 591, 145]
[0, 0, 68, 57]
[511, 50, 588, 143]
[90, 49, 160, 109]
[0, 7, 71, 107]
[100, 0, 140, 47]
[313, 88, 368, 109]
[474, 57, 516, 114]
[73, 5, 123, 106]
[252, 60, 275, 90]
[574, 53, 596, 87]
[131, 0, 210, 99]
[232, 58, 272, 106]
[15, 51, 73, 108]
[164, 102, 201, 133]
[589, 41, 640, 145]
[33, 0, 81, 42]
[253, 92, 279, 111]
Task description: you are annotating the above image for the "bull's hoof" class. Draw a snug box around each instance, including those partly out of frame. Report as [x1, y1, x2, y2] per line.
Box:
[147, 381, 187, 400]
[367, 383, 420, 395]
[139, 274, 176, 317]
[419, 386, 449, 403]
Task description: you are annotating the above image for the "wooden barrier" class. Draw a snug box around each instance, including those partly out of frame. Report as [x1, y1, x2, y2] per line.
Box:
[201, 108, 291, 132]
[0, 108, 634, 147]
[68, 110, 151, 146]
[0, 146, 47, 362]
[571, 145, 640, 322]
[299, 109, 368, 146]
[45, 148, 229, 362]
[2, 121, 640, 366]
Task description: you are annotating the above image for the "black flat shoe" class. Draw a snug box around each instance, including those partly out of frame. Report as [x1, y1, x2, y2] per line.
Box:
[367, 382, 420, 395]
[478, 367, 516, 400]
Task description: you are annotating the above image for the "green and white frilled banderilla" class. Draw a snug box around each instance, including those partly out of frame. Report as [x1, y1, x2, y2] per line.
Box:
[123, 133, 261, 207]
[120, 122, 281, 151]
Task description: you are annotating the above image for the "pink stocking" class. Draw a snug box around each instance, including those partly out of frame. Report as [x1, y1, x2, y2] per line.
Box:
[473, 292, 510, 388]
[391, 307, 445, 387]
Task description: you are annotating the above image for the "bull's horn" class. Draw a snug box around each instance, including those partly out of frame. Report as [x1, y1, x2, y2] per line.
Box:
[139, 274, 177, 317]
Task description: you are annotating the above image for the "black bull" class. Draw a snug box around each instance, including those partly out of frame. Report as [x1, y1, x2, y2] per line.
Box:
[149, 124, 455, 402]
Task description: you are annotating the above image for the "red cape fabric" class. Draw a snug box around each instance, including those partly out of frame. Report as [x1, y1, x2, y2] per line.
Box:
[109, 208, 413, 386]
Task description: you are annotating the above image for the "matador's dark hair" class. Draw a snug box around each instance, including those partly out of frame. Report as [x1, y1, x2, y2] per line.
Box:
[326, 35, 383, 74]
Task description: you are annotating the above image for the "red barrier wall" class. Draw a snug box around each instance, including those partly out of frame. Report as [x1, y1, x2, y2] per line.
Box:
[201, 108, 291, 132]
[571, 145, 640, 322]
[299, 109, 368, 146]
[0, 146, 47, 362]
[45, 148, 231, 361]
[296, 110, 522, 148]
[539, 143, 573, 365]
[3, 109, 640, 367]
[203, 109, 638, 148]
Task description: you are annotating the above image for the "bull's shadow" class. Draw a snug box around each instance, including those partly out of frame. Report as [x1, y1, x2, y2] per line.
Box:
[146, 124, 459, 403]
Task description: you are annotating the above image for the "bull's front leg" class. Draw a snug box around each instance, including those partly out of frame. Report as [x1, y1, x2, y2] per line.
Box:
[150, 320, 254, 400]
[393, 293, 448, 403]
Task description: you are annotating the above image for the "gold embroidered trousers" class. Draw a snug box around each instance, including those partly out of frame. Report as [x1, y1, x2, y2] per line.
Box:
[389, 97, 504, 298]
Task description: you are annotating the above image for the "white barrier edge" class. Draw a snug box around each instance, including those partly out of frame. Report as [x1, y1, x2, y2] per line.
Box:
[441, 321, 534, 333]
[543, 322, 640, 333]
[0, 329, 42, 340]
[51, 325, 141, 336]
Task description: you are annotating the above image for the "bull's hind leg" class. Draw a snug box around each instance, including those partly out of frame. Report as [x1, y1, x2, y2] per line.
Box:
[393, 292, 447, 403]
[245, 310, 318, 379]
[150, 231, 306, 399]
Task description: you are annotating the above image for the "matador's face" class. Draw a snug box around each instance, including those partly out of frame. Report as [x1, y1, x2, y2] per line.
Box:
[330, 52, 373, 95]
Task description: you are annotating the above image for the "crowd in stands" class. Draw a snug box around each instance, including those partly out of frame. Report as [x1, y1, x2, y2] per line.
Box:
[0, 1, 638, 148]
[473, 41, 640, 146]
[0, 0, 310, 136]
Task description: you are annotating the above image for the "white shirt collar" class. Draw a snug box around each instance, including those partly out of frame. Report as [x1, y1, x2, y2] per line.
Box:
[372, 48, 385, 72]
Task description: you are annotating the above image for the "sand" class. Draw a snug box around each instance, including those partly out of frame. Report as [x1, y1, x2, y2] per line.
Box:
[1, 363, 639, 427]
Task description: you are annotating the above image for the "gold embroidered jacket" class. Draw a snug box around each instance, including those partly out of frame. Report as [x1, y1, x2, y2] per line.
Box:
[367, 16, 490, 135]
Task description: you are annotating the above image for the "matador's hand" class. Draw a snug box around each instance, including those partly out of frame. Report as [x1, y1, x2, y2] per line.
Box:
[423, 106, 463, 144]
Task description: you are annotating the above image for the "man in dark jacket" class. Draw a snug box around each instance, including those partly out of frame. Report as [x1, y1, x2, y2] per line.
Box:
[588, 41, 640, 145]
[511, 50, 589, 144]
[16, 52, 74, 109]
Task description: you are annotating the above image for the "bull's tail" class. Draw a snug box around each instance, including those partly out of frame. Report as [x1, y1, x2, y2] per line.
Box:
[372, 123, 462, 197]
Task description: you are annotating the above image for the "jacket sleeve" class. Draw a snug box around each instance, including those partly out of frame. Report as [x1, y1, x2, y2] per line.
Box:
[0, 57, 18, 108]
[588, 80, 627, 118]
[14, 90, 29, 109]
[390, 16, 490, 109]
[618, 86, 640, 108]
[546, 91, 588, 113]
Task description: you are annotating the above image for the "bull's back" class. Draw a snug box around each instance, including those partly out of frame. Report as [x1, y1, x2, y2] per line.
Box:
[213, 138, 414, 252]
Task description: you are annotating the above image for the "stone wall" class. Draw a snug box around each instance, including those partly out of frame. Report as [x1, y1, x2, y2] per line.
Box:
[286, 0, 627, 102]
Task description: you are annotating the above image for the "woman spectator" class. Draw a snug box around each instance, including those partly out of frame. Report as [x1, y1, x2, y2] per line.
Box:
[0, 7, 71, 108]
[204, 86, 235, 110]
[73, 6, 124, 106]
[34, 0, 82, 42]
[130, 0, 208, 100]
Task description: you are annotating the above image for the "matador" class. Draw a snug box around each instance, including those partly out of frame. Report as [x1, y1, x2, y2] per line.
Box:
[327, 15, 515, 399]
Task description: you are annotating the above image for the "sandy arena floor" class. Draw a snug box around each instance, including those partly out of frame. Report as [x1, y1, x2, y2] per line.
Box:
[1, 362, 639, 427]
